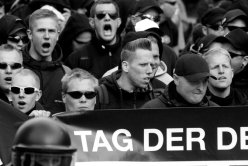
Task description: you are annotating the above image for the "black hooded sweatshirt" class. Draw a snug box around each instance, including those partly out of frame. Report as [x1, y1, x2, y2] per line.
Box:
[22, 43, 69, 114]
[65, 34, 122, 79]
[58, 12, 93, 62]
[97, 70, 156, 109]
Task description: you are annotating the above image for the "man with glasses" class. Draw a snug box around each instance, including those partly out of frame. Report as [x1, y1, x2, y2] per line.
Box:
[10, 69, 51, 117]
[221, 9, 248, 35]
[0, 44, 23, 103]
[0, 14, 29, 51]
[61, 68, 98, 111]
[200, 7, 226, 36]
[22, 9, 71, 114]
[65, 0, 122, 79]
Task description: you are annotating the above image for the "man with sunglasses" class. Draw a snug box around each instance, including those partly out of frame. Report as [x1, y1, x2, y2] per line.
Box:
[200, 7, 226, 36]
[0, 44, 23, 103]
[0, 14, 29, 51]
[61, 68, 98, 111]
[10, 69, 51, 117]
[221, 9, 248, 35]
[65, 0, 122, 79]
[22, 9, 71, 114]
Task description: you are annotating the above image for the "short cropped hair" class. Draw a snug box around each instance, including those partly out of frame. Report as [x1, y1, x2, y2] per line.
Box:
[90, 0, 120, 18]
[61, 68, 98, 93]
[121, 38, 152, 62]
[14, 69, 40, 89]
[0, 44, 23, 61]
[29, 9, 59, 30]
[202, 48, 232, 65]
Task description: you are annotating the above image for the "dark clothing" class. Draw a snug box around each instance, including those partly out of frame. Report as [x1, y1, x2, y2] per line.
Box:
[97, 71, 157, 109]
[10, 0, 71, 21]
[58, 12, 93, 61]
[142, 82, 218, 108]
[232, 66, 248, 96]
[0, 99, 28, 165]
[22, 43, 69, 114]
[65, 35, 122, 79]
[161, 44, 178, 76]
[0, 89, 10, 104]
[207, 88, 248, 106]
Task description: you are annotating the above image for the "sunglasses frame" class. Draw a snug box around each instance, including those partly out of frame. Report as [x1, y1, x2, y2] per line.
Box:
[8, 35, 29, 44]
[0, 62, 22, 70]
[95, 12, 118, 20]
[10, 86, 40, 95]
[66, 91, 97, 99]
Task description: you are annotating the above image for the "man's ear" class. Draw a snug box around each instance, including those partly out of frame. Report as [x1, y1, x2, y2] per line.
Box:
[201, 25, 208, 36]
[242, 56, 248, 67]
[62, 92, 66, 103]
[89, 17, 95, 29]
[27, 29, 32, 40]
[173, 73, 179, 86]
[117, 17, 121, 28]
[35, 90, 42, 101]
[122, 61, 129, 72]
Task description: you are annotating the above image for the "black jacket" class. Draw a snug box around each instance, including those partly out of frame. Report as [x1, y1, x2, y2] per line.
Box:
[207, 88, 248, 106]
[142, 81, 218, 108]
[58, 12, 93, 61]
[22, 43, 69, 114]
[97, 71, 156, 109]
[65, 35, 122, 79]
[232, 66, 248, 96]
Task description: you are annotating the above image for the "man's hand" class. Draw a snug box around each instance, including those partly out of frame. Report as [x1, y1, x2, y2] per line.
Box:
[29, 110, 51, 118]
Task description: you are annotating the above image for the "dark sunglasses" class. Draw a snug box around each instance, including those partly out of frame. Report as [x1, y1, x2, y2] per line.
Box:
[227, 26, 248, 32]
[228, 51, 245, 58]
[95, 12, 118, 20]
[0, 63, 22, 70]
[141, 14, 160, 23]
[164, 1, 177, 5]
[8, 35, 29, 44]
[66, 91, 97, 99]
[10, 86, 39, 95]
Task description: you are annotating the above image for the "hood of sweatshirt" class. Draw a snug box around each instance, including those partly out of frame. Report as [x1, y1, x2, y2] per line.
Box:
[22, 43, 64, 70]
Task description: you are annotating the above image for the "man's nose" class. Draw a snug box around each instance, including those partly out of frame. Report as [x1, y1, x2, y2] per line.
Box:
[79, 94, 87, 102]
[5, 65, 12, 74]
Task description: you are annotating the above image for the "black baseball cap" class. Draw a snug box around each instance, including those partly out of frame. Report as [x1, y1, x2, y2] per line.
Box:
[132, 0, 163, 15]
[221, 9, 248, 27]
[175, 53, 210, 82]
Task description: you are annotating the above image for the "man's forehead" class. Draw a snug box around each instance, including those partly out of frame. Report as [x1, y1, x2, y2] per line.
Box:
[95, 3, 117, 13]
[0, 50, 21, 60]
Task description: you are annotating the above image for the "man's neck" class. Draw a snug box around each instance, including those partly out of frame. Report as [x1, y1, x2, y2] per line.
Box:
[208, 85, 231, 98]
[96, 34, 117, 46]
[117, 74, 134, 92]
[29, 44, 52, 61]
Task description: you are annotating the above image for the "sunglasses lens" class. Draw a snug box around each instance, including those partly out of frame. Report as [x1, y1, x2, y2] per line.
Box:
[24, 87, 35, 94]
[8, 35, 29, 43]
[96, 13, 106, 20]
[0, 63, 8, 69]
[67, 91, 83, 99]
[11, 63, 22, 70]
[11, 87, 20, 94]
[96, 13, 118, 20]
[84, 91, 97, 99]
[109, 13, 118, 20]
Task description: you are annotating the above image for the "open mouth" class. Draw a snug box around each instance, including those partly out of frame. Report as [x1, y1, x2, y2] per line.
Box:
[103, 24, 112, 36]
[42, 42, 51, 49]
[5, 77, 12, 82]
[18, 101, 26, 106]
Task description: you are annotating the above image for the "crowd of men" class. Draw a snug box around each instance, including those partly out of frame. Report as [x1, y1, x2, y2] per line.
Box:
[1, 0, 248, 165]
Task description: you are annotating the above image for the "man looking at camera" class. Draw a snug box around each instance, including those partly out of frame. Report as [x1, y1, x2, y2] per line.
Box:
[65, 0, 122, 79]
[22, 9, 70, 114]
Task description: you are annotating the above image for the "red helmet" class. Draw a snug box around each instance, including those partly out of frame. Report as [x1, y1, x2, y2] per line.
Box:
[11, 118, 76, 166]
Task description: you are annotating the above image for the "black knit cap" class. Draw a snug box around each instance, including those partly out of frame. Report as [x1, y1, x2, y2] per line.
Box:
[225, 28, 248, 55]
[122, 31, 163, 59]
[201, 7, 226, 26]
[175, 53, 210, 82]
[221, 9, 248, 27]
